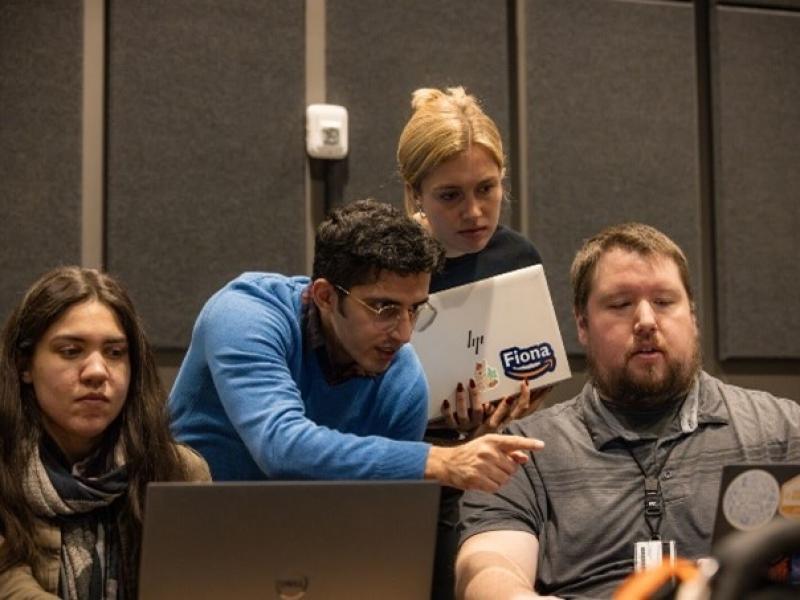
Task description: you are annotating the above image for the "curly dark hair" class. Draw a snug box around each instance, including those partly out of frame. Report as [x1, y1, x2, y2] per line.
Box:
[0, 267, 194, 596]
[312, 198, 445, 287]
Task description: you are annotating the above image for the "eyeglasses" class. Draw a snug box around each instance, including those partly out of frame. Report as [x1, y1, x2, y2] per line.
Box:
[335, 285, 437, 333]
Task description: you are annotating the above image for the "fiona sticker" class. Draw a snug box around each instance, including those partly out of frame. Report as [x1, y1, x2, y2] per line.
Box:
[500, 342, 557, 381]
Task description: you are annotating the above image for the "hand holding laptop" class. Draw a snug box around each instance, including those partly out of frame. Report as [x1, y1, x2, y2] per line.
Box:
[425, 433, 545, 492]
[437, 378, 551, 437]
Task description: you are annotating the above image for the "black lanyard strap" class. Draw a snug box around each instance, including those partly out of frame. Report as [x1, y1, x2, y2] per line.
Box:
[623, 440, 679, 540]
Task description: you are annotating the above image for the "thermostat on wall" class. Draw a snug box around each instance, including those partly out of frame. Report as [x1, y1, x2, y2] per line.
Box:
[306, 104, 348, 159]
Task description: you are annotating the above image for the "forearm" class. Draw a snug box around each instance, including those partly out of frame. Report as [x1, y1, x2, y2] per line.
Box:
[424, 444, 449, 481]
[260, 421, 430, 479]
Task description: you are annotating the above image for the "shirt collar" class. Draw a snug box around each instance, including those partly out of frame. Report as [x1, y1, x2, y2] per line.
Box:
[581, 372, 729, 449]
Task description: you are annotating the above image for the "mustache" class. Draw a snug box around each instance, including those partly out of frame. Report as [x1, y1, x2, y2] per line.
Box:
[587, 343, 702, 410]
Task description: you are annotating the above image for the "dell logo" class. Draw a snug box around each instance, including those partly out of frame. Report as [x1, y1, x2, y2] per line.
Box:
[275, 576, 308, 599]
[467, 330, 484, 356]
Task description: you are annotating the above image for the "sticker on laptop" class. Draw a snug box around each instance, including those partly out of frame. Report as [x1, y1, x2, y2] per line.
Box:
[723, 468, 780, 531]
[499, 342, 557, 381]
[473, 360, 500, 392]
[779, 474, 800, 520]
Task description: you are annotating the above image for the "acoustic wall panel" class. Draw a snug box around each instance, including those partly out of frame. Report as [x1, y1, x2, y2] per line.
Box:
[0, 1, 82, 323]
[713, 7, 800, 359]
[327, 0, 511, 210]
[106, 1, 306, 349]
[525, 0, 702, 354]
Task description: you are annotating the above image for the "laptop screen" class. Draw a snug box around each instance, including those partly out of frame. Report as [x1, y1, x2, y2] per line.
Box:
[138, 481, 439, 599]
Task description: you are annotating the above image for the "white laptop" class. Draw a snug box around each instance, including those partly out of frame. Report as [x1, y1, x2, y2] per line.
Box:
[412, 265, 571, 420]
[138, 481, 439, 600]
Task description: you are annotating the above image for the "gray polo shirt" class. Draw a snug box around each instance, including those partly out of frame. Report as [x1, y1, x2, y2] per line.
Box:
[460, 371, 800, 599]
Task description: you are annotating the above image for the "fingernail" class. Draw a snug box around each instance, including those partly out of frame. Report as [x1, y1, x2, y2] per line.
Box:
[457, 382, 464, 392]
[469, 379, 476, 389]
[523, 377, 529, 386]
[443, 399, 450, 409]
[482, 403, 489, 412]
[506, 396, 515, 406]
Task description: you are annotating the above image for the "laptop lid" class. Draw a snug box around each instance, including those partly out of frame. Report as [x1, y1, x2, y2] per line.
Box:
[411, 264, 571, 420]
[712, 464, 800, 546]
[138, 481, 439, 600]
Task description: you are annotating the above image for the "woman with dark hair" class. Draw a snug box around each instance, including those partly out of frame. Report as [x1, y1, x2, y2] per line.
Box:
[0, 266, 210, 598]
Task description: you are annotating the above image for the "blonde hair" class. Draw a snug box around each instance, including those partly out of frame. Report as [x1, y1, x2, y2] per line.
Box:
[397, 86, 504, 215]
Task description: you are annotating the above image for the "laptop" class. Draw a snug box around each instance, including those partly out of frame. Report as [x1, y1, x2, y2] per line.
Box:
[138, 481, 440, 600]
[710, 464, 800, 587]
[712, 464, 800, 545]
[411, 264, 571, 420]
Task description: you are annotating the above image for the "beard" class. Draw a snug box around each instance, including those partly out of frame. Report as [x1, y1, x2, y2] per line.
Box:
[588, 340, 701, 411]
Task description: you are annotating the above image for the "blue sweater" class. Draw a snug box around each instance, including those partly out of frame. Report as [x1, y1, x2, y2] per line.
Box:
[169, 273, 430, 481]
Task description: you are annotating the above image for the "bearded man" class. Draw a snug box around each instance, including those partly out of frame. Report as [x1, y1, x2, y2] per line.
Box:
[454, 223, 800, 600]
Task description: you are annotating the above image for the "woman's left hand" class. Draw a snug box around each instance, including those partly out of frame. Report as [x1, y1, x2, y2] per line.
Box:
[440, 379, 485, 433]
[439, 379, 552, 440]
[470, 379, 551, 438]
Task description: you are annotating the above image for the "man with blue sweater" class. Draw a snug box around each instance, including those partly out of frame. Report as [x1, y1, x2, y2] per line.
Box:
[170, 200, 543, 490]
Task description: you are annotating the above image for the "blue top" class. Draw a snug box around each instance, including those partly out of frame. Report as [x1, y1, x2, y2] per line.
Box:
[169, 273, 430, 481]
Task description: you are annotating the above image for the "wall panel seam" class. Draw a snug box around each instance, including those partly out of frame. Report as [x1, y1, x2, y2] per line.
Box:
[305, 0, 326, 275]
[511, 0, 528, 236]
[81, 0, 106, 270]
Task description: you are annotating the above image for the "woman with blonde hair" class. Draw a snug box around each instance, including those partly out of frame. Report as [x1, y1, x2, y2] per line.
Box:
[398, 86, 549, 599]
[0, 267, 210, 599]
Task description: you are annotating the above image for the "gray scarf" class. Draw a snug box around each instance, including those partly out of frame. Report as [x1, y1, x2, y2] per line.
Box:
[23, 437, 128, 600]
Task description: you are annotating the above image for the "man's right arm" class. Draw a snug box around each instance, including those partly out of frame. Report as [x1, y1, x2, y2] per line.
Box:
[455, 530, 560, 600]
[193, 284, 545, 487]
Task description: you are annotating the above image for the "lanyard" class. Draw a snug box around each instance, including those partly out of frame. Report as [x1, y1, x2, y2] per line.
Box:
[623, 440, 678, 540]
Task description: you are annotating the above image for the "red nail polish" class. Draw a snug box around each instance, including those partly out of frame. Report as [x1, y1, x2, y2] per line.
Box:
[443, 399, 450, 409]
[469, 379, 476, 389]
[457, 382, 464, 392]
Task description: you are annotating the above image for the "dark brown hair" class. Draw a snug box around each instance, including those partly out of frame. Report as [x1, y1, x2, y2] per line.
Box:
[312, 198, 444, 289]
[0, 266, 192, 594]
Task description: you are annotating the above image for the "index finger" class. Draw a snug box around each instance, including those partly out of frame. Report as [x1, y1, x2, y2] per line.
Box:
[486, 434, 545, 452]
[468, 379, 484, 427]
